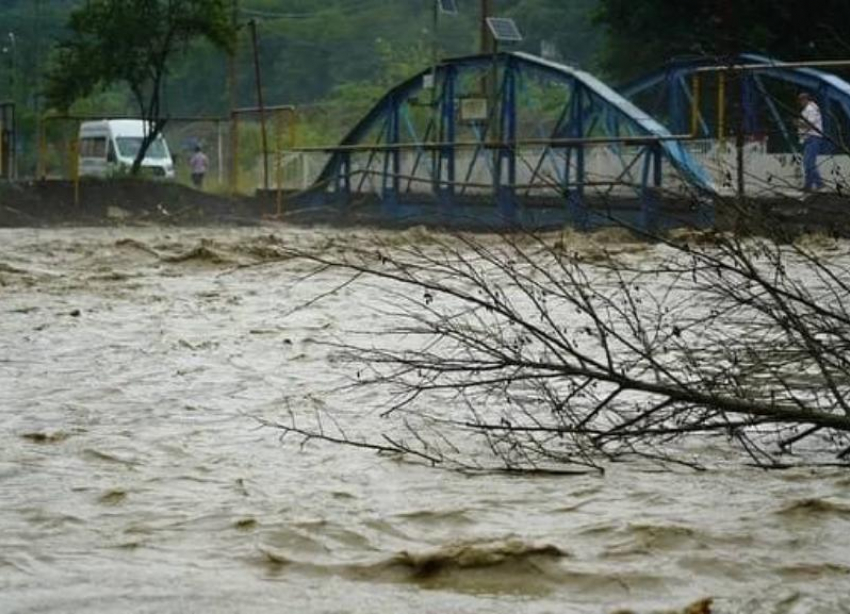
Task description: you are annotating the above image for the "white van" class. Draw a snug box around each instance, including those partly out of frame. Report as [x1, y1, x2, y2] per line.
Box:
[78, 119, 175, 179]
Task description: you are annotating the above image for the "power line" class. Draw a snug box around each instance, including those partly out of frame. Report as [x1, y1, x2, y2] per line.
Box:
[239, 0, 391, 21]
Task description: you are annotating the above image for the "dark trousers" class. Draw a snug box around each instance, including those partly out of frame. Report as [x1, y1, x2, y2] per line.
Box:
[802, 136, 823, 190]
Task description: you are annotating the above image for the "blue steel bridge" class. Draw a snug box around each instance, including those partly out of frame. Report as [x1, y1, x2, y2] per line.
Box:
[287, 51, 850, 231]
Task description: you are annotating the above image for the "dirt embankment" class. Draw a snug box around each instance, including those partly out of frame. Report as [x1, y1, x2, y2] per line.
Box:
[0, 179, 274, 227]
[719, 192, 850, 238]
[4, 178, 850, 237]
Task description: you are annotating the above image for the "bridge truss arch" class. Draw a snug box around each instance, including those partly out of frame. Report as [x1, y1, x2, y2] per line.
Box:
[620, 54, 850, 196]
[621, 54, 850, 176]
[302, 52, 715, 230]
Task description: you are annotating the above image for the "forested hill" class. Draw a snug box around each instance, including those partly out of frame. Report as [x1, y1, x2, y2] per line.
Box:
[3, 0, 849, 165]
[0, 0, 601, 117]
[7, 0, 848, 118]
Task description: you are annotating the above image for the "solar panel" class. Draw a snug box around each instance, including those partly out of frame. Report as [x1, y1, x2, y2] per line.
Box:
[438, 0, 458, 14]
[486, 17, 523, 43]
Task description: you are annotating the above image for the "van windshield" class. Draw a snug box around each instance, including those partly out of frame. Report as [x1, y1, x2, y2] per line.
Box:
[115, 137, 169, 160]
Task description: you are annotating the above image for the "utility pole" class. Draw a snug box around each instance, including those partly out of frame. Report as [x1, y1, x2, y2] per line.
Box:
[432, 0, 439, 70]
[5, 32, 16, 180]
[480, 0, 493, 55]
[228, 0, 239, 194]
[720, 0, 746, 200]
[429, 0, 439, 102]
[34, 0, 43, 180]
[479, 0, 495, 112]
[33, 0, 41, 99]
[249, 19, 269, 192]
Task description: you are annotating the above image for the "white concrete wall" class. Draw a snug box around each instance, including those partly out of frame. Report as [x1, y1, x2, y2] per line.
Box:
[275, 141, 850, 198]
[686, 140, 850, 196]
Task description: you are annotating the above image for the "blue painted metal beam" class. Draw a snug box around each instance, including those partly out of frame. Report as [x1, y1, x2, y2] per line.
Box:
[567, 84, 589, 229]
[381, 95, 400, 212]
[496, 58, 518, 220]
[621, 53, 850, 153]
[438, 65, 457, 205]
[316, 51, 717, 196]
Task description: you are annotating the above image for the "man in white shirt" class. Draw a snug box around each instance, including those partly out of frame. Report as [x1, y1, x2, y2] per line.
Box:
[797, 92, 824, 191]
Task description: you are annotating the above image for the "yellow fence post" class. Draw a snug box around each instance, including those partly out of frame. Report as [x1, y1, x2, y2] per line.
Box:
[38, 116, 47, 180]
[230, 110, 239, 196]
[717, 71, 726, 148]
[70, 134, 80, 207]
[275, 109, 285, 216]
[288, 109, 298, 195]
[691, 74, 701, 137]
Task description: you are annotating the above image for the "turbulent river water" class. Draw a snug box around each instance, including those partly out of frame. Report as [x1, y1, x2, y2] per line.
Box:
[2, 225, 850, 614]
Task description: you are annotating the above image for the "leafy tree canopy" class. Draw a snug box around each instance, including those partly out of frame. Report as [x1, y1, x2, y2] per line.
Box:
[44, 0, 235, 172]
[596, 0, 850, 80]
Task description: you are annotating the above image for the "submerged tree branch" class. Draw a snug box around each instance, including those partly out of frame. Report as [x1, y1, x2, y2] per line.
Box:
[267, 227, 850, 471]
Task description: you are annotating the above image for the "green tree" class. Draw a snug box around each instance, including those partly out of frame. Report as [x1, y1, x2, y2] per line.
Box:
[45, 0, 235, 174]
[504, 0, 601, 69]
[596, 0, 850, 81]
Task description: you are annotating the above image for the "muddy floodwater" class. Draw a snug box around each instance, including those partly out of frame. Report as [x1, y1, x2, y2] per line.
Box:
[2, 226, 850, 614]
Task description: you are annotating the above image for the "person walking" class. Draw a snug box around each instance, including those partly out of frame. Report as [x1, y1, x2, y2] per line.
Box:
[797, 92, 824, 192]
[189, 144, 209, 189]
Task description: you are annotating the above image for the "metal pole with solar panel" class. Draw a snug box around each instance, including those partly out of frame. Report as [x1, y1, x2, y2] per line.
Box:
[427, 0, 458, 95]
[486, 17, 523, 51]
[485, 15, 524, 102]
[485, 17, 522, 147]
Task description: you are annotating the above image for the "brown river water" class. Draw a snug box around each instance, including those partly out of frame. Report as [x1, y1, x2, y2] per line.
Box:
[1, 225, 850, 614]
